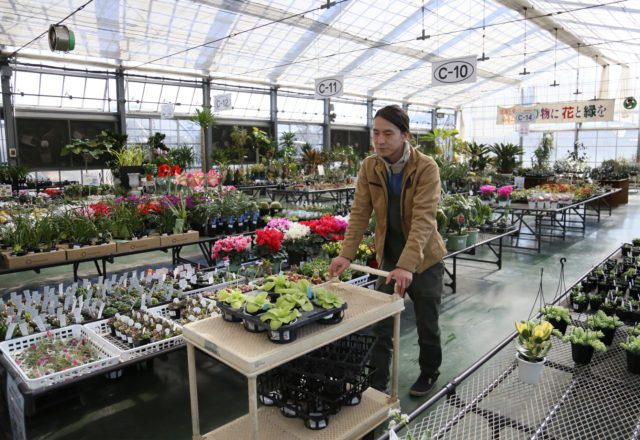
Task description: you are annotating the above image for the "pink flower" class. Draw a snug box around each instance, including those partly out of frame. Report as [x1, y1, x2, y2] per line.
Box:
[193, 171, 205, 187]
[207, 169, 219, 187]
[175, 174, 189, 186]
[46, 330, 52, 337]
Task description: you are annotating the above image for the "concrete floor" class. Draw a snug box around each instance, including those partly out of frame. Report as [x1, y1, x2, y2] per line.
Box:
[1, 193, 638, 440]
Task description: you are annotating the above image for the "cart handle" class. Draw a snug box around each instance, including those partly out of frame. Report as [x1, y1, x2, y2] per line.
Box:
[348, 262, 390, 278]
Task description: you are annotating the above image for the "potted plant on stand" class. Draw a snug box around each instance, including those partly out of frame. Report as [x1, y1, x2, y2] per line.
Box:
[443, 195, 470, 252]
[539, 305, 571, 335]
[478, 185, 496, 205]
[282, 223, 312, 267]
[585, 310, 623, 346]
[496, 185, 513, 207]
[558, 326, 607, 365]
[211, 235, 252, 272]
[253, 228, 287, 274]
[191, 107, 216, 172]
[514, 318, 554, 384]
[620, 335, 640, 374]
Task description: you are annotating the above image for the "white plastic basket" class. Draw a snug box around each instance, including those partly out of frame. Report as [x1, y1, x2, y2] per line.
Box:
[84, 317, 185, 362]
[0, 325, 120, 390]
[182, 277, 247, 298]
[348, 274, 371, 287]
[148, 299, 218, 328]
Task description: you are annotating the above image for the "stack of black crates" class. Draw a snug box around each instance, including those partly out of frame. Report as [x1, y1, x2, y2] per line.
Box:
[258, 333, 377, 429]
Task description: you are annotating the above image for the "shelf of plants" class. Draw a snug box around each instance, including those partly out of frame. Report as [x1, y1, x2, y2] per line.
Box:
[489, 187, 620, 252]
[385, 241, 640, 440]
[183, 266, 405, 440]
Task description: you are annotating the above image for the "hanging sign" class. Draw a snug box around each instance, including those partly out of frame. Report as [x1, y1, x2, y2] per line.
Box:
[431, 56, 477, 87]
[160, 103, 174, 119]
[518, 122, 530, 136]
[497, 99, 615, 125]
[213, 93, 232, 112]
[314, 75, 344, 98]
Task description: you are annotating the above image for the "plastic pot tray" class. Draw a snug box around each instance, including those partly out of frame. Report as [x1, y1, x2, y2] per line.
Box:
[217, 301, 348, 344]
[84, 316, 184, 361]
[0, 325, 120, 390]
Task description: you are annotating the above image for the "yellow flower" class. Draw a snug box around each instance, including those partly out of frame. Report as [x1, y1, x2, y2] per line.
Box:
[515, 321, 527, 334]
[533, 321, 552, 339]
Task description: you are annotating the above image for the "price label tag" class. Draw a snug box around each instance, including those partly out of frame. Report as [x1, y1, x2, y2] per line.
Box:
[15, 302, 23, 316]
[5, 323, 16, 340]
[33, 316, 47, 332]
[179, 279, 188, 290]
[140, 294, 147, 311]
[18, 323, 29, 337]
[190, 275, 197, 285]
[63, 295, 72, 310]
[73, 308, 82, 324]
[32, 293, 41, 306]
[59, 314, 67, 328]
[23, 290, 31, 304]
[97, 302, 105, 319]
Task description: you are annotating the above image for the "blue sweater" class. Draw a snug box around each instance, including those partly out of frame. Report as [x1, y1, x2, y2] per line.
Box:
[387, 167, 404, 196]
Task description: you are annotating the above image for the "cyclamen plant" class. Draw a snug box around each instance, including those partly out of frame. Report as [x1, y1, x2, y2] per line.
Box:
[212, 235, 252, 265]
[479, 185, 496, 201]
[497, 185, 514, 201]
[267, 218, 293, 233]
[253, 228, 286, 260]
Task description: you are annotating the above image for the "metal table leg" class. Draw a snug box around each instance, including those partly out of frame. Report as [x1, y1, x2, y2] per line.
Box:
[187, 343, 201, 440]
[248, 375, 259, 439]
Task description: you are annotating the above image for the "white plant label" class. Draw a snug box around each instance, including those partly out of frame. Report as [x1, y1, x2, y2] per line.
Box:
[314, 75, 344, 98]
[214, 93, 232, 112]
[432, 55, 477, 86]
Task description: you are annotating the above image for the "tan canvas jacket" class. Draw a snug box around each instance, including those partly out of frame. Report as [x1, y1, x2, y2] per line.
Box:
[339, 147, 447, 274]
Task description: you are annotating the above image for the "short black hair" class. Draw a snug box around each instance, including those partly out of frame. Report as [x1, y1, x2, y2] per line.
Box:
[374, 105, 410, 135]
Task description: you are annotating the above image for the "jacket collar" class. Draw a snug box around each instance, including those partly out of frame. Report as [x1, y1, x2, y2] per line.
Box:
[376, 143, 417, 177]
[379, 141, 411, 174]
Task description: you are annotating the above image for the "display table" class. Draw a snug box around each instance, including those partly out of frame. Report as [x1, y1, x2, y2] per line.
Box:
[183, 274, 404, 440]
[492, 189, 620, 252]
[443, 229, 518, 293]
[596, 178, 628, 207]
[266, 187, 355, 205]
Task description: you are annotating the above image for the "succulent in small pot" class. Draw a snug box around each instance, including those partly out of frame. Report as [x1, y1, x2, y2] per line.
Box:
[584, 310, 623, 346]
[588, 293, 604, 312]
[558, 326, 606, 365]
[620, 335, 640, 374]
[539, 305, 571, 335]
[569, 288, 589, 313]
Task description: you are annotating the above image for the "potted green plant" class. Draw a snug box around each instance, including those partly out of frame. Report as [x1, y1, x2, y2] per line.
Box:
[621, 335, 640, 374]
[442, 194, 471, 251]
[259, 302, 301, 331]
[539, 305, 571, 335]
[514, 318, 553, 384]
[569, 288, 589, 313]
[245, 292, 272, 315]
[558, 326, 606, 365]
[112, 145, 146, 189]
[489, 143, 524, 174]
[585, 310, 623, 346]
[191, 107, 216, 172]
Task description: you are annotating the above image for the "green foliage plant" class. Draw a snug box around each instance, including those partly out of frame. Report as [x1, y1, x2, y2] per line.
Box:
[558, 326, 607, 352]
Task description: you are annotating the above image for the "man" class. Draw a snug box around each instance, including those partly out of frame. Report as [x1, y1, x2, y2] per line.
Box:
[329, 105, 447, 397]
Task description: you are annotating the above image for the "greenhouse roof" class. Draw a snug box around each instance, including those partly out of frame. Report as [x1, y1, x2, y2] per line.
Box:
[0, 0, 638, 108]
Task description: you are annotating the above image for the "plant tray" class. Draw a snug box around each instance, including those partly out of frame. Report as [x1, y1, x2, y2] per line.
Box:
[0, 325, 120, 390]
[148, 300, 218, 328]
[0, 248, 67, 269]
[159, 230, 199, 246]
[115, 235, 161, 253]
[65, 242, 116, 260]
[217, 300, 348, 344]
[84, 318, 185, 361]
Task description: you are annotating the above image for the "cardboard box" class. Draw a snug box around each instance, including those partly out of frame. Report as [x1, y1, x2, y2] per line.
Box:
[1, 249, 67, 269]
[115, 236, 162, 253]
[160, 230, 200, 246]
[65, 242, 117, 260]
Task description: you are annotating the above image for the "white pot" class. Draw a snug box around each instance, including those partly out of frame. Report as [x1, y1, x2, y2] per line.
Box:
[517, 354, 545, 384]
[528, 201, 537, 209]
[498, 200, 509, 207]
[128, 173, 140, 188]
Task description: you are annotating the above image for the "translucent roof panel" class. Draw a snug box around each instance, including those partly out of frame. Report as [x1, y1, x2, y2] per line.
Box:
[1, 0, 639, 109]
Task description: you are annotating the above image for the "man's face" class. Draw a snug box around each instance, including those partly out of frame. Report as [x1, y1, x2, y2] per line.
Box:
[372, 117, 408, 163]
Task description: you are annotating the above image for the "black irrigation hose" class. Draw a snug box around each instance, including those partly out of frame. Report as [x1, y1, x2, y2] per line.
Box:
[377, 244, 623, 440]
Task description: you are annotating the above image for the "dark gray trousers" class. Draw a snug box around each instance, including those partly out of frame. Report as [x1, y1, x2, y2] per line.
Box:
[370, 259, 444, 391]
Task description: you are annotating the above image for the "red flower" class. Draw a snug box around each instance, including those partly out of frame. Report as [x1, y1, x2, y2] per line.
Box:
[44, 188, 61, 196]
[158, 164, 171, 177]
[300, 216, 344, 239]
[89, 203, 110, 217]
[171, 165, 182, 176]
[255, 228, 284, 252]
